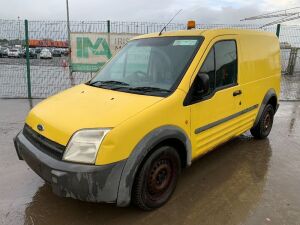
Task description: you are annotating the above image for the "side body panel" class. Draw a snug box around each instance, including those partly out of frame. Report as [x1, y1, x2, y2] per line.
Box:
[236, 33, 281, 126]
[186, 31, 280, 161]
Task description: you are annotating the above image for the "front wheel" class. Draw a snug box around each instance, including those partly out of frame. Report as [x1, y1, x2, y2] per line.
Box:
[250, 104, 275, 139]
[132, 146, 181, 210]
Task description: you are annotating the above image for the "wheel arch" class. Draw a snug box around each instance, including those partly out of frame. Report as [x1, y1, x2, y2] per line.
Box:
[116, 125, 191, 207]
[253, 88, 278, 128]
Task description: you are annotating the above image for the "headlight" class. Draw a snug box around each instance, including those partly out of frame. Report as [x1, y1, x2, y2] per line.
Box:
[63, 129, 110, 164]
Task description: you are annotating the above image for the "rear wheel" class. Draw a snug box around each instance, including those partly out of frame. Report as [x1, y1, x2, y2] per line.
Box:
[250, 104, 275, 139]
[132, 146, 181, 210]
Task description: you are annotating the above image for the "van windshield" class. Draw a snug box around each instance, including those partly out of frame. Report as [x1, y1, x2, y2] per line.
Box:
[88, 36, 204, 96]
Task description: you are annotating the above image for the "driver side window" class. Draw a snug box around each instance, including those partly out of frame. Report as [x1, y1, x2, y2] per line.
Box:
[199, 48, 215, 96]
[187, 40, 238, 104]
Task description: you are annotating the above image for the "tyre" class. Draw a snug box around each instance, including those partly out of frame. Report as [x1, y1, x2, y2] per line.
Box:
[250, 104, 275, 139]
[132, 146, 181, 210]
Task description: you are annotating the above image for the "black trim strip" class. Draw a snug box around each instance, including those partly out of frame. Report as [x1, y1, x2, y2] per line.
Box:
[23, 124, 65, 160]
[194, 104, 259, 134]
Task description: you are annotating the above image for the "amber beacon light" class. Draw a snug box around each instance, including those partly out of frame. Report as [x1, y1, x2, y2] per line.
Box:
[187, 20, 196, 29]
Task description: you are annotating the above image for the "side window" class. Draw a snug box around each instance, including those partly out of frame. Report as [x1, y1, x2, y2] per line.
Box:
[199, 48, 215, 95]
[187, 39, 238, 105]
[215, 41, 237, 88]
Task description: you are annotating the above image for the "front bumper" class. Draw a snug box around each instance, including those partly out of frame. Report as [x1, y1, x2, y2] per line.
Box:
[14, 131, 126, 203]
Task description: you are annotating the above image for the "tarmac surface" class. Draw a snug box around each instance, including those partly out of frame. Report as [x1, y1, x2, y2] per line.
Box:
[0, 99, 299, 225]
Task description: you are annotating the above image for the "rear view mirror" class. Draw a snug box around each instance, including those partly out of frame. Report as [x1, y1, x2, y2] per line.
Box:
[195, 73, 210, 96]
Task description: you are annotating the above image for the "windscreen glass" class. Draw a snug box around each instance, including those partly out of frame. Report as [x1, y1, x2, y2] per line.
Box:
[89, 36, 204, 96]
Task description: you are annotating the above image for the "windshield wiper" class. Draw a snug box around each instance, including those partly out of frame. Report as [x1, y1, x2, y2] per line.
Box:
[129, 86, 171, 93]
[89, 80, 130, 87]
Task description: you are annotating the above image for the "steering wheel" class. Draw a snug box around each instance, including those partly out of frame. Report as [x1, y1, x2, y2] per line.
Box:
[134, 70, 148, 79]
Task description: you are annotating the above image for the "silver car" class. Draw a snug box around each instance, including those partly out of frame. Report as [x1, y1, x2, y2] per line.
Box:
[40, 48, 52, 59]
[8, 48, 21, 58]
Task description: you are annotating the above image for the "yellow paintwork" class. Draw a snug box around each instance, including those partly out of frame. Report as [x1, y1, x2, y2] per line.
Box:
[25, 29, 281, 165]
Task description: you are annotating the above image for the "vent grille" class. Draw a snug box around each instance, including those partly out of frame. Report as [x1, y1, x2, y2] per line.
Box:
[23, 124, 65, 160]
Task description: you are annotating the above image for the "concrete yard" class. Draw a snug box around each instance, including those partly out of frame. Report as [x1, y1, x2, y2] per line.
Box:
[0, 99, 299, 225]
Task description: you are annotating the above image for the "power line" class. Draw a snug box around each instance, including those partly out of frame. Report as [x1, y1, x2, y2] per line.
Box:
[241, 7, 300, 27]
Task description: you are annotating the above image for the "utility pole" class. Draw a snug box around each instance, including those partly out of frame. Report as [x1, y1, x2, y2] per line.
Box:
[66, 0, 74, 85]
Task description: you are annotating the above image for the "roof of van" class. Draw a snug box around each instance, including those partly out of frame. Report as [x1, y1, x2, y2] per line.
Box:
[131, 28, 277, 40]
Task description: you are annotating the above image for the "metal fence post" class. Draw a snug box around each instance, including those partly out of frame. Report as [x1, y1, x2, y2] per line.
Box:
[107, 20, 111, 55]
[66, 0, 74, 86]
[287, 48, 297, 75]
[276, 24, 281, 38]
[24, 19, 31, 99]
[107, 20, 110, 33]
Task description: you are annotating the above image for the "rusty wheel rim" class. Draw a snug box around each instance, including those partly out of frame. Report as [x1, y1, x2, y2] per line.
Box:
[147, 158, 173, 199]
[263, 112, 271, 132]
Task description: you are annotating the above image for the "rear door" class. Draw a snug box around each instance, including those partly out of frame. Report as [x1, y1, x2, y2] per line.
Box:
[187, 35, 244, 159]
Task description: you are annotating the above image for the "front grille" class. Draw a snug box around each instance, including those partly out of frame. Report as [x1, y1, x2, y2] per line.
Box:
[23, 124, 65, 160]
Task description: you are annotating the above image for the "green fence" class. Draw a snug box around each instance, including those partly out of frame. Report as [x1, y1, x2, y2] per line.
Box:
[0, 19, 300, 100]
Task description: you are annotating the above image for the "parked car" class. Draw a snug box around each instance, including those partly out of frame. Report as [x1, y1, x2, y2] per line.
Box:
[61, 48, 69, 56]
[0, 47, 8, 58]
[14, 25, 281, 210]
[21, 49, 38, 59]
[7, 48, 21, 58]
[52, 49, 61, 57]
[35, 47, 42, 54]
[40, 48, 52, 59]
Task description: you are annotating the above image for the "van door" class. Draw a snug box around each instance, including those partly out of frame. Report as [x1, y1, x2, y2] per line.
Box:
[187, 36, 244, 159]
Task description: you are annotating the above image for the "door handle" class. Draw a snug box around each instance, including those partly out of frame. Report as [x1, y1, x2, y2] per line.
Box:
[233, 90, 242, 96]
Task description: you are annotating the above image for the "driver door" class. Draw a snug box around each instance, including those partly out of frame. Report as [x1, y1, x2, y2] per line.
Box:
[188, 36, 242, 159]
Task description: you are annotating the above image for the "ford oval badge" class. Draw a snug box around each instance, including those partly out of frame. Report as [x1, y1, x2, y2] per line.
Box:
[37, 124, 44, 131]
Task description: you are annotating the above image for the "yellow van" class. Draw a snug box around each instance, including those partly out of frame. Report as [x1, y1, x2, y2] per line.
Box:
[14, 27, 281, 210]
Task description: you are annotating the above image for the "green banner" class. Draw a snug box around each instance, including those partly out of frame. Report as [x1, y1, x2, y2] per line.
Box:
[70, 32, 136, 72]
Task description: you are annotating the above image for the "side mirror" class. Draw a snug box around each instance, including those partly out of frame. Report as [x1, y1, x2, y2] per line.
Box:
[195, 73, 210, 96]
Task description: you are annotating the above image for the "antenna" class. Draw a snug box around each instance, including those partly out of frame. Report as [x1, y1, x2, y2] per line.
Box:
[159, 9, 183, 36]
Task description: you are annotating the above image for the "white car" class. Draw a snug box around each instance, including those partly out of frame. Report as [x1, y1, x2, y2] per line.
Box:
[40, 49, 52, 59]
[7, 48, 21, 58]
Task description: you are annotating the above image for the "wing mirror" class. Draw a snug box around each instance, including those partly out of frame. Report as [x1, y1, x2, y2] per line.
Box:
[195, 73, 210, 96]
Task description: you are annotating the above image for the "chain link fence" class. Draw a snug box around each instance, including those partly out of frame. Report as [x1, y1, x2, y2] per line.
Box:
[1, 19, 300, 100]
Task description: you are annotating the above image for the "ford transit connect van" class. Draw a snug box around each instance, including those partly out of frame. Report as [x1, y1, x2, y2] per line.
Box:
[14, 28, 281, 210]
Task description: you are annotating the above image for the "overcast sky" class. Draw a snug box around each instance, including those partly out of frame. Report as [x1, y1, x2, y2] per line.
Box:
[0, 0, 299, 24]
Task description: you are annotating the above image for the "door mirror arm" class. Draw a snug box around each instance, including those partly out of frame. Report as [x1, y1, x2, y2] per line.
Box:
[183, 73, 210, 106]
[196, 73, 210, 96]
